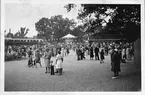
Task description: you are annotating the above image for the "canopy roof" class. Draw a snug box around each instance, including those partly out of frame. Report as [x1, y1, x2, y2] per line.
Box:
[62, 33, 76, 39]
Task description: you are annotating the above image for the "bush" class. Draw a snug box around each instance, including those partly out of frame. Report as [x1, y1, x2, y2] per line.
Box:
[5, 52, 22, 61]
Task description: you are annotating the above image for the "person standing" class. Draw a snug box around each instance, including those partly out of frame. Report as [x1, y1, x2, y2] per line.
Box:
[100, 49, 105, 63]
[34, 49, 42, 68]
[27, 48, 33, 67]
[80, 46, 85, 60]
[104, 45, 109, 55]
[126, 46, 130, 60]
[32, 49, 36, 66]
[122, 47, 126, 63]
[55, 51, 63, 75]
[44, 49, 52, 73]
[90, 46, 94, 60]
[111, 49, 121, 79]
[94, 46, 100, 60]
[40, 49, 45, 67]
[82, 46, 86, 59]
[61, 47, 65, 57]
[76, 47, 81, 61]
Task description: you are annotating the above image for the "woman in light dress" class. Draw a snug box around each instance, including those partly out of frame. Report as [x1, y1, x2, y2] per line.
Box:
[61, 48, 65, 57]
[44, 49, 52, 73]
[122, 47, 126, 63]
[55, 51, 63, 75]
[40, 49, 45, 67]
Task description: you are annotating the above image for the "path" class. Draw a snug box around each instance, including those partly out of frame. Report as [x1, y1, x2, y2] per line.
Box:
[5, 50, 141, 91]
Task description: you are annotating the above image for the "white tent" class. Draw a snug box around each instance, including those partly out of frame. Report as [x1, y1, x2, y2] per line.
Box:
[62, 33, 76, 39]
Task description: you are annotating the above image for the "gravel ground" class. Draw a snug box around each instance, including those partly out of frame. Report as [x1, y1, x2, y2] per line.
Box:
[5, 50, 141, 91]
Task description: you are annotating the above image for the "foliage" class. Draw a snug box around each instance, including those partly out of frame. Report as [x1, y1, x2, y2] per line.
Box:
[5, 52, 22, 61]
[35, 15, 76, 40]
[65, 4, 140, 42]
[14, 27, 29, 38]
[6, 32, 14, 38]
[72, 25, 85, 37]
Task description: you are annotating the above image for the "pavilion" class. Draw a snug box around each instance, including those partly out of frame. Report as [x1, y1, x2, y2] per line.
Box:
[62, 33, 76, 44]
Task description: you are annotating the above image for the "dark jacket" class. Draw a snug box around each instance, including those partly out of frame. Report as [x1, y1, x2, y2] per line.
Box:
[111, 51, 121, 72]
[90, 47, 94, 58]
[100, 50, 105, 60]
[94, 47, 99, 54]
[76, 48, 82, 55]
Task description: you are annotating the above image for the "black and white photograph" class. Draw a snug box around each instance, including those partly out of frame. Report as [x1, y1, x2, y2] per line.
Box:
[0, 0, 144, 93]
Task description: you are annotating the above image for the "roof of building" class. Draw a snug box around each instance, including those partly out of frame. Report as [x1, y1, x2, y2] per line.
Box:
[62, 33, 76, 39]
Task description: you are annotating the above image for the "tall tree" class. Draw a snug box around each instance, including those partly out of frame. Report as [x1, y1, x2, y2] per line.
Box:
[6, 32, 14, 38]
[35, 15, 76, 40]
[65, 4, 140, 42]
[14, 27, 29, 38]
[5, 29, 14, 38]
[72, 25, 85, 37]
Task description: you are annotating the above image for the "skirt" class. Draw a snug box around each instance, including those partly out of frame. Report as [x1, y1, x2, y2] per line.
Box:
[40, 57, 45, 67]
[56, 60, 63, 69]
[44, 59, 50, 68]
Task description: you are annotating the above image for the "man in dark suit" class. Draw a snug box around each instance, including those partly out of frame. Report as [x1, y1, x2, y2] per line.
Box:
[111, 49, 121, 79]
[94, 46, 100, 60]
[76, 47, 82, 61]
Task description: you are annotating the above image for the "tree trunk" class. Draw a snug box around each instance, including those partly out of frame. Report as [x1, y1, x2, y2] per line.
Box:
[134, 38, 141, 70]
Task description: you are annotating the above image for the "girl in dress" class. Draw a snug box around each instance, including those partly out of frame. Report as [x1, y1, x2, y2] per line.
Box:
[55, 51, 63, 75]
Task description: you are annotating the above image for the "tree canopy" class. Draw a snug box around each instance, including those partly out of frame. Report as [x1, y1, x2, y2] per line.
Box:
[14, 27, 29, 38]
[6, 31, 14, 38]
[5, 27, 29, 38]
[65, 4, 140, 42]
[35, 15, 76, 40]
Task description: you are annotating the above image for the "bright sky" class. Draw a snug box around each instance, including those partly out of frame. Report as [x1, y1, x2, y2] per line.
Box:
[4, 0, 142, 37]
[5, 2, 81, 37]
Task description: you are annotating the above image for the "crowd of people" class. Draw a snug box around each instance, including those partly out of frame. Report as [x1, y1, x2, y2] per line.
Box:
[75, 42, 134, 61]
[5, 41, 134, 78]
[5, 45, 28, 61]
[74, 42, 134, 79]
[27, 44, 70, 75]
[5, 44, 70, 75]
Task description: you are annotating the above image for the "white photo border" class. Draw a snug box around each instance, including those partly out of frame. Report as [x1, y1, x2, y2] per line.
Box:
[1, 0, 144, 95]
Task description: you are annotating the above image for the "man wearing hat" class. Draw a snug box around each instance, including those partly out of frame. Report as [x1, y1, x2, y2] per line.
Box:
[111, 48, 121, 79]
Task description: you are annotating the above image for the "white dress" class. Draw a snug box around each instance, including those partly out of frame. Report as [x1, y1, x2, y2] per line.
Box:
[40, 57, 45, 67]
[55, 54, 63, 69]
[61, 49, 65, 57]
[32, 50, 36, 61]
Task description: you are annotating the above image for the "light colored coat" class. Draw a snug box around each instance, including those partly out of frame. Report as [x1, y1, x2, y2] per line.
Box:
[55, 54, 63, 69]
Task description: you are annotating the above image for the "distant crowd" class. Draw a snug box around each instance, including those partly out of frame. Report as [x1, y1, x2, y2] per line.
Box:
[74, 42, 134, 79]
[5, 41, 134, 78]
[75, 42, 134, 63]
